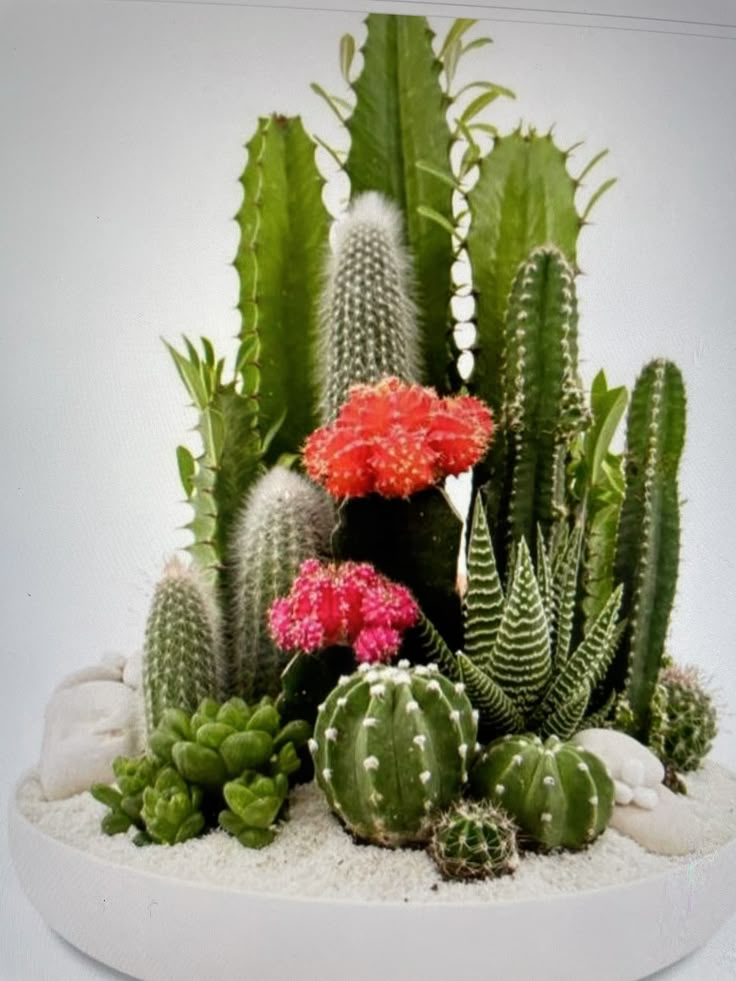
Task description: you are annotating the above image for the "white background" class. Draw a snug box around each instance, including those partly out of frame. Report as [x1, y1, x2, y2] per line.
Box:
[1, 0, 735, 976]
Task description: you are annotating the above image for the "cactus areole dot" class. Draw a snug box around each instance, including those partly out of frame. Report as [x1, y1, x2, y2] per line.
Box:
[312, 663, 478, 846]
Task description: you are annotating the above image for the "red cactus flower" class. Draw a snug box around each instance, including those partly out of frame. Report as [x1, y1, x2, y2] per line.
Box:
[268, 558, 419, 664]
[303, 377, 493, 498]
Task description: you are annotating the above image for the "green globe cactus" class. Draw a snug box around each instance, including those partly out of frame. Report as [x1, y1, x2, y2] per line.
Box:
[311, 660, 478, 847]
[429, 800, 520, 881]
[229, 466, 336, 701]
[141, 767, 206, 845]
[317, 191, 421, 423]
[470, 733, 614, 851]
[649, 664, 718, 773]
[142, 557, 223, 735]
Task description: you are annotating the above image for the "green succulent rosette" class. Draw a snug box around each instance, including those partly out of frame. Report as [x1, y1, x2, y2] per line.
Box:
[141, 767, 206, 845]
[219, 771, 291, 848]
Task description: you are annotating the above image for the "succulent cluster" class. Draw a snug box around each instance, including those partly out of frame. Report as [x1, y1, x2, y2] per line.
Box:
[92, 696, 309, 848]
[94, 12, 716, 867]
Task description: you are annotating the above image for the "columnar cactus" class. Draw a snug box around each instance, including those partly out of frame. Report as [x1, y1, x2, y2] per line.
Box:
[471, 733, 614, 850]
[419, 500, 622, 739]
[494, 246, 589, 560]
[649, 664, 718, 773]
[429, 800, 520, 881]
[610, 360, 686, 737]
[317, 192, 421, 423]
[229, 467, 335, 700]
[310, 661, 478, 847]
[142, 557, 222, 736]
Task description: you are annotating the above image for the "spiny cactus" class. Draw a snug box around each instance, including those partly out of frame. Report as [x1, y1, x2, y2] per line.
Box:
[494, 246, 589, 561]
[429, 799, 520, 881]
[609, 359, 686, 738]
[471, 733, 615, 851]
[317, 192, 421, 423]
[310, 661, 478, 847]
[142, 558, 223, 736]
[419, 500, 622, 739]
[648, 664, 718, 773]
[229, 467, 335, 701]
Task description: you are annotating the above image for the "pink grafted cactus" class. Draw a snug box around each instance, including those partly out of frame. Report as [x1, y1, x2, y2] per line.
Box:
[268, 558, 419, 664]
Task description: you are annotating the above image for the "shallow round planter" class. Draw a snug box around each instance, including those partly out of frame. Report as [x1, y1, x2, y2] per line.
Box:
[9, 771, 736, 981]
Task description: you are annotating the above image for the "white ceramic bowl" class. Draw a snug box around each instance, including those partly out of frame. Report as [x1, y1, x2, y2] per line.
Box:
[9, 774, 736, 981]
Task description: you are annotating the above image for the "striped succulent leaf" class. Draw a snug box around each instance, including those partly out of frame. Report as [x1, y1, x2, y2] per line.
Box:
[463, 500, 505, 672]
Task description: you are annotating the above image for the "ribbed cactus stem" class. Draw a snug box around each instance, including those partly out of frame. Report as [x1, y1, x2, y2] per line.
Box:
[229, 467, 335, 701]
[500, 246, 588, 555]
[311, 661, 478, 847]
[613, 359, 685, 737]
[142, 557, 222, 736]
[318, 192, 421, 422]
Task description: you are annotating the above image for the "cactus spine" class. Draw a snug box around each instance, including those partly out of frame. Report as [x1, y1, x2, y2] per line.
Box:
[142, 558, 222, 736]
[471, 733, 614, 851]
[649, 664, 718, 773]
[229, 467, 335, 701]
[318, 192, 421, 422]
[429, 800, 520, 881]
[311, 661, 478, 847]
[495, 245, 588, 562]
[611, 359, 686, 737]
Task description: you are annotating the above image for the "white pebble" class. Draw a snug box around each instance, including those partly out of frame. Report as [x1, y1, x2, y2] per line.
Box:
[632, 787, 659, 811]
[614, 780, 634, 806]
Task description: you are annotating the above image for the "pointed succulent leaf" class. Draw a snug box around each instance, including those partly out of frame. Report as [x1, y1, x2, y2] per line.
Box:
[463, 499, 505, 670]
[489, 538, 551, 714]
[456, 654, 524, 732]
[540, 683, 590, 740]
[412, 613, 458, 680]
[345, 14, 455, 391]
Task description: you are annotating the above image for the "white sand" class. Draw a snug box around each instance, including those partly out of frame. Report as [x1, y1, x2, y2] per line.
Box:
[16, 763, 736, 905]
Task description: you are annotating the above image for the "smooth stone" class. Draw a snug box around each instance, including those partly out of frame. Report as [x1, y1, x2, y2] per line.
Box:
[632, 786, 659, 810]
[122, 653, 142, 690]
[100, 652, 128, 672]
[39, 681, 145, 800]
[614, 780, 634, 806]
[610, 786, 705, 855]
[54, 663, 124, 691]
[574, 728, 665, 788]
[621, 758, 645, 789]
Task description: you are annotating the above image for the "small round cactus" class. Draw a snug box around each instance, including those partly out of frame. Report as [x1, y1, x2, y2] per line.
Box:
[429, 800, 520, 881]
[470, 733, 614, 851]
[652, 664, 718, 773]
[311, 661, 478, 847]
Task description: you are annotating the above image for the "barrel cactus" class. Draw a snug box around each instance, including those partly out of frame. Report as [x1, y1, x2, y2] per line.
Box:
[429, 800, 519, 881]
[310, 660, 478, 847]
[649, 664, 718, 773]
[142, 557, 223, 735]
[470, 733, 615, 851]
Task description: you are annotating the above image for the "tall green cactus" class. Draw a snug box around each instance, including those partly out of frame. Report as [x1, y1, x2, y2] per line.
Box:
[229, 467, 336, 701]
[495, 245, 589, 562]
[610, 359, 686, 737]
[142, 558, 223, 735]
[318, 192, 420, 422]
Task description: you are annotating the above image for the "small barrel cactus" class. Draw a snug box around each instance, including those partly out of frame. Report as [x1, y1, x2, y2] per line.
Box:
[141, 767, 206, 845]
[429, 800, 520, 881]
[229, 466, 335, 701]
[142, 557, 222, 735]
[470, 733, 614, 851]
[650, 664, 718, 773]
[311, 661, 478, 847]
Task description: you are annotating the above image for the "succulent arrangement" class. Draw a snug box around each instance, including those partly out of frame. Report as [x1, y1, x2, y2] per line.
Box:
[85, 12, 718, 877]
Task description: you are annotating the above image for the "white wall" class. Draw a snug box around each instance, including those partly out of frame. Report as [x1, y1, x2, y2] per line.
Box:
[1, 1, 735, 977]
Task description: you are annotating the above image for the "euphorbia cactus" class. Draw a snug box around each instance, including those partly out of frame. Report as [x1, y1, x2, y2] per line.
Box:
[471, 733, 615, 851]
[142, 557, 223, 735]
[429, 799, 520, 881]
[317, 192, 420, 423]
[229, 467, 335, 700]
[310, 661, 478, 846]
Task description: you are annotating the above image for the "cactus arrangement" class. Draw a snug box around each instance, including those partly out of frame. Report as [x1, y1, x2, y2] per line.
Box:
[78, 12, 719, 874]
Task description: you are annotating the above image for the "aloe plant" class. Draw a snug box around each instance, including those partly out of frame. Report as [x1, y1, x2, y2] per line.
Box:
[419, 499, 622, 739]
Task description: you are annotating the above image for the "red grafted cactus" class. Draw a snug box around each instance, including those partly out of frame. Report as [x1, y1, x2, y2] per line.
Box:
[303, 377, 493, 499]
[268, 558, 419, 664]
